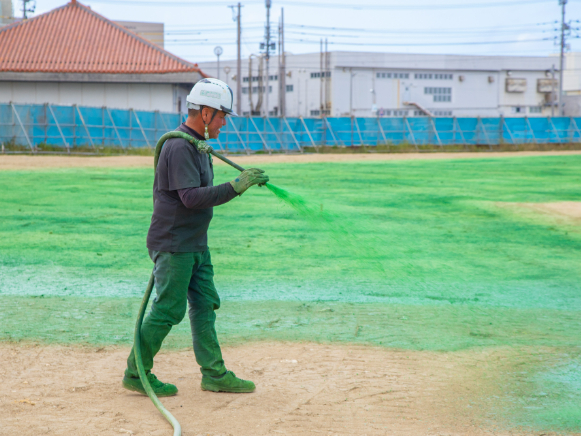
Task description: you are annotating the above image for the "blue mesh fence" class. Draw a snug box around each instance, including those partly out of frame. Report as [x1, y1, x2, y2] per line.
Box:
[1, 103, 581, 152]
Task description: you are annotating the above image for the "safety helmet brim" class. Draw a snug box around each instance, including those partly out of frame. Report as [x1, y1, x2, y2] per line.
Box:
[221, 105, 239, 117]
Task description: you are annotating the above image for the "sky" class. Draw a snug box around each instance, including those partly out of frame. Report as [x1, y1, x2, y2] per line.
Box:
[21, 0, 581, 64]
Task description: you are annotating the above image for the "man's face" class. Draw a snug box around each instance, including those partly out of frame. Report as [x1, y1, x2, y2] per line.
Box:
[202, 108, 227, 139]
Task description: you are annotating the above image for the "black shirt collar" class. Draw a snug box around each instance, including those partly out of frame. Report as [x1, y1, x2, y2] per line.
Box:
[180, 123, 205, 140]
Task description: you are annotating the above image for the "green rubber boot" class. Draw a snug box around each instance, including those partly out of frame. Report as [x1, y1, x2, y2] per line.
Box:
[201, 371, 255, 393]
[122, 373, 178, 397]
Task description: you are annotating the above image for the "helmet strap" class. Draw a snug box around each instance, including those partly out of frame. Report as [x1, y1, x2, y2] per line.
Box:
[202, 107, 220, 141]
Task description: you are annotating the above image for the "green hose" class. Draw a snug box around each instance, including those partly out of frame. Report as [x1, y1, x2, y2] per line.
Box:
[134, 131, 245, 436]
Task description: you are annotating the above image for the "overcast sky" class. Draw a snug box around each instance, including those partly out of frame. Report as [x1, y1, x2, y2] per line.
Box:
[28, 0, 581, 64]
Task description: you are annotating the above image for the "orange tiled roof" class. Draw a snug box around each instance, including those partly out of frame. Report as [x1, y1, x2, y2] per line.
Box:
[0, 0, 205, 75]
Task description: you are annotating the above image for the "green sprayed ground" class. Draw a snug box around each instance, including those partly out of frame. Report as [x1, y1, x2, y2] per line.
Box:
[1, 155, 581, 433]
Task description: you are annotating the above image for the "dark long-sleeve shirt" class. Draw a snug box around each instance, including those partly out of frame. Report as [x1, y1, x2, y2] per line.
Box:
[147, 123, 237, 252]
[178, 182, 237, 209]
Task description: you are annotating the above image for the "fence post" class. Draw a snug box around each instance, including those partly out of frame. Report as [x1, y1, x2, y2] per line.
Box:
[429, 117, 442, 146]
[350, 116, 354, 147]
[547, 116, 560, 144]
[523, 116, 536, 146]
[501, 116, 515, 149]
[569, 117, 579, 144]
[44, 103, 48, 145]
[325, 118, 342, 147]
[476, 117, 492, 150]
[300, 116, 317, 151]
[106, 107, 124, 148]
[249, 117, 271, 154]
[10, 102, 34, 152]
[403, 116, 418, 151]
[266, 117, 284, 151]
[569, 117, 581, 142]
[75, 105, 95, 150]
[132, 109, 151, 149]
[283, 117, 302, 152]
[354, 117, 364, 146]
[228, 117, 250, 154]
[48, 104, 70, 153]
[376, 117, 387, 146]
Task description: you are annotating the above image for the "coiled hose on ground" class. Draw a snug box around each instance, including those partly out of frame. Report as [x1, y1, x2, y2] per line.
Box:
[133, 131, 246, 436]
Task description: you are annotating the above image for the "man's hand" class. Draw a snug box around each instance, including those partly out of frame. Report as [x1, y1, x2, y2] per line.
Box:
[230, 168, 269, 195]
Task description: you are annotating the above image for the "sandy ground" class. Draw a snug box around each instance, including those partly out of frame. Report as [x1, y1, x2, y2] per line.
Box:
[498, 201, 581, 227]
[0, 342, 545, 436]
[2, 150, 581, 170]
[514, 202, 581, 224]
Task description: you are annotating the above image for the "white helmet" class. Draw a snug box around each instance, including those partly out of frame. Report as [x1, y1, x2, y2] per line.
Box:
[186, 78, 238, 116]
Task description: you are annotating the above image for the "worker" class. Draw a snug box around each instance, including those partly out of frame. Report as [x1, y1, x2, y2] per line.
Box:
[122, 78, 269, 396]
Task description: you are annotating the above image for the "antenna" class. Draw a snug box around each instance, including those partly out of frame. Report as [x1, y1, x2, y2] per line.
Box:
[22, 0, 35, 19]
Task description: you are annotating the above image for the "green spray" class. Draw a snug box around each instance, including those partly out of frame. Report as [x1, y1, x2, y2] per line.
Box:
[265, 183, 386, 273]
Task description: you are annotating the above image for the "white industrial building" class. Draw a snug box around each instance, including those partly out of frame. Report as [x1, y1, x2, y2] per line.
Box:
[199, 51, 559, 118]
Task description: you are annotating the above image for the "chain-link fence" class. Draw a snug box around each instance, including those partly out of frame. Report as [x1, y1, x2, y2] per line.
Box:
[2, 102, 580, 153]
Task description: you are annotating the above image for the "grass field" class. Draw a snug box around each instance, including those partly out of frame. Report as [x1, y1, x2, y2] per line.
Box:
[1, 154, 581, 434]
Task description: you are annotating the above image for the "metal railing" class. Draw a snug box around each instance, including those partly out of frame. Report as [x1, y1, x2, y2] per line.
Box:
[1, 103, 581, 153]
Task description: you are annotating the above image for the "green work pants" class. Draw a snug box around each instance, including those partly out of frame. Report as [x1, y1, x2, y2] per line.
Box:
[125, 250, 226, 379]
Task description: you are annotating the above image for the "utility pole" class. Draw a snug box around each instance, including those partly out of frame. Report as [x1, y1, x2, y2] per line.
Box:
[558, 0, 568, 117]
[229, 3, 242, 116]
[551, 64, 556, 117]
[264, 0, 272, 117]
[22, 0, 35, 19]
[320, 39, 324, 117]
[279, 8, 285, 117]
[325, 38, 329, 115]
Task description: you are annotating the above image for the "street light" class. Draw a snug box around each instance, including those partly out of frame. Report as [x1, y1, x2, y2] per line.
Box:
[224, 66, 231, 86]
[214, 46, 223, 80]
[349, 68, 357, 117]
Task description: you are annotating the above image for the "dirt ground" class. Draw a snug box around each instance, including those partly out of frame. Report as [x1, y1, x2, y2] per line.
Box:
[498, 201, 581, 227]
[2, 150, 581, 170]
[0, 342, 548, 436]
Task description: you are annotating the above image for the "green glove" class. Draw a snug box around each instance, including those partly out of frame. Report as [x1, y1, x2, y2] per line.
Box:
[229, 168, 269, 195]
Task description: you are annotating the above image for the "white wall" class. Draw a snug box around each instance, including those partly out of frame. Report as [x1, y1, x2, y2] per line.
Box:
[197, 52, 555, 118]
[0, 82, 176, 112]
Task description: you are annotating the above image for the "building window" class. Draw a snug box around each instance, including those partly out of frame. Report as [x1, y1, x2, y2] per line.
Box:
[425, 87, 452, 102]
[414, 110, 428, 116]
[433, 110, 453, 116]
[424, 87, 452, 95]
[416, 73, 453, 80]
[310, 71, 331, 78]
[310, 109, 320, 116]
[286, 84, 294, 92]
[242, 87, 248, 94]
[393, 110, 408, 116]
[269, 75, 278, 81]
[248, 86, 272, 93]
[529, 106, 542, 114]
[376, 72, 408, 79]
[242, 111, 250, 116]
[243, 77, 249, 83]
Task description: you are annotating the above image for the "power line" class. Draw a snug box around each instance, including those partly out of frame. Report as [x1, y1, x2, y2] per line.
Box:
[282, 37, 550, 47]
[84, 0, 553, 8]
[273, 0, 554, 10]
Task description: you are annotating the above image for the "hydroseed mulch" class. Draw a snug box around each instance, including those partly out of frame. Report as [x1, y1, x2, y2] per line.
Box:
[1, 155, 580, 433]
